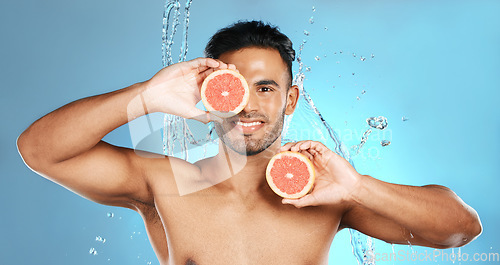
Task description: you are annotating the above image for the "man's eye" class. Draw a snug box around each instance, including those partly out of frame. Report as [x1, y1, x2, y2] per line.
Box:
[259, 87, 273, 92]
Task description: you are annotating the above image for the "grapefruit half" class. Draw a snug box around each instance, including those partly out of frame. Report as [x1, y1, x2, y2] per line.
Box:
[266, 151, 316, 199]
[201, 69, 249, 118]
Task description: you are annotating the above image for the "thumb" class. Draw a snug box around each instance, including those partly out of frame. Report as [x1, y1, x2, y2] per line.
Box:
[282, 194, 316, 208]
[189, 110, 222, 124]
[188, 109, 211, 124]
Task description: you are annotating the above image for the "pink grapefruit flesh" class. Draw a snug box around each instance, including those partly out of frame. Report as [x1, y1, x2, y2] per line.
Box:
[201, 69, 249, 118]
[266, 151, 315, 199]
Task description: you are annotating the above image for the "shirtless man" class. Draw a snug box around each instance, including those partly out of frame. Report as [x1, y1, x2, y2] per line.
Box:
[17, 21, 481, 265]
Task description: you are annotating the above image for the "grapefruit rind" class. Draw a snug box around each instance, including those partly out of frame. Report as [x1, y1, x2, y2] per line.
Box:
[200, 69, 249, 118]
[266, 151, 316, 199]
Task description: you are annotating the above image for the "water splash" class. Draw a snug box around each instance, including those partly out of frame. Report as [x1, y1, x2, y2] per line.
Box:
[352, 116, 388, 154]
[350, 229, 375, 265]
[161, 0, 198, 161]
[95, 236, 106, 243]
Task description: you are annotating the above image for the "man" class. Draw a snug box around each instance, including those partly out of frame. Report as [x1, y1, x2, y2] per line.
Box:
[18, 21, 481, 265]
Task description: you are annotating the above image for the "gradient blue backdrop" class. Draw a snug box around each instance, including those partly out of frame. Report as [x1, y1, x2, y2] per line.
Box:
[1, 0, 499, 264]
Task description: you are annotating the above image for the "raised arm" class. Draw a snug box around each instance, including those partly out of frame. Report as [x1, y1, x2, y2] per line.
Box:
[280, 140, 482, 249]
[17, 58, 233, 210]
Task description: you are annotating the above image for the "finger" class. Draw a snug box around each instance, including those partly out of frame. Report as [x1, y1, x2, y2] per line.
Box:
[197, 67, 218, 83]
[282, 194, 316, 208]
[207, 112, 223, 124]
[280, 141, 296, 151]
[187, 109, 212, 124]
[227, 63, 237, 71]
[213, 59, 229, 70]
[300, 150, 314, 162]
[188, 58, 220, 74]
[290, 140, 313, 152]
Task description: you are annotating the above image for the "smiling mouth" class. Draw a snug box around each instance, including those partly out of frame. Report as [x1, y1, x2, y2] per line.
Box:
[235, 121, 263, 127]
[231, 120, 265, 134]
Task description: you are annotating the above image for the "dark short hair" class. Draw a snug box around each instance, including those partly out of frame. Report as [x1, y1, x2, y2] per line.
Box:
[204, 20, 295, 87]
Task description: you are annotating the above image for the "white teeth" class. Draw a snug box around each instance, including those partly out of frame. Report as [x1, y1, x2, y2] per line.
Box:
[236, 121, 262, 127]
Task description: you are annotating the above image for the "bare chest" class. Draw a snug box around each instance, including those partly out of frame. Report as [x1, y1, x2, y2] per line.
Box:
[155, 192, 341, 265]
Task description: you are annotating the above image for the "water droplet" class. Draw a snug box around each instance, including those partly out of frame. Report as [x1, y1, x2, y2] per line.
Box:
[352, 72, 355, 75]
[356, 96, 360, 100]
[312, 6, 316, 12]
[381, 140, 391, 147]
[95, 236, 106, 243]
[367, 116, 388, 130]
[352, 53, 356, 57]
[339, 50, 343, 54]
[333, 52, 337, 55]
[147, 262, 152, 265]
[309, 16, 314, 24]
[324, 26, 328, 31]
[360, 56, 366, 61]
[107, 212, 114, 218]
[371, 53, 375, 58]
[89, 248, 98, 255]
[402, 116, 409, 121]
[324, 54, 327, 58]
[338, 74, 341, 77]
[314, 56, 320, 61]
[361, 90, 366, 94]
[306, 67, 312, 72]
[303, 30, 310, 36]
[332, 85, 335, 88]
[302, 39, 308, 44]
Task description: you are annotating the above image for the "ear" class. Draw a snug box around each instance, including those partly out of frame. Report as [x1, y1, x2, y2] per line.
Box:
[285, 85, 300, 115]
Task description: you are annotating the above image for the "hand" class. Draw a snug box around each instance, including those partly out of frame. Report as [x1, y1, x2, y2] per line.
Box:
[142, 57, 236, 123]
[279, 141, 362, 208]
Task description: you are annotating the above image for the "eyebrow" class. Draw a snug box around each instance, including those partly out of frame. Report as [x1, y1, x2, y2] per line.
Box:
[254, 79, 280, 89]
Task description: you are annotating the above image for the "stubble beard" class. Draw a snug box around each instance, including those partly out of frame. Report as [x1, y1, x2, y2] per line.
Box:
[214, 106, 286, 156]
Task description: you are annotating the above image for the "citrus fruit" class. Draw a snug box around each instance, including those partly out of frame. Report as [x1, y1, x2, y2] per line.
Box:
[200, 69, 249, 118]
[266, 151, 316, 199]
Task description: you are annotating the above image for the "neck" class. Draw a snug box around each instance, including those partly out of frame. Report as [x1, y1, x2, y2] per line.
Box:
[213, 137, 282, 195]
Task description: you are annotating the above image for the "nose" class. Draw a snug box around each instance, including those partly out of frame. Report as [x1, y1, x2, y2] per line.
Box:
[241, 89, 259, 114]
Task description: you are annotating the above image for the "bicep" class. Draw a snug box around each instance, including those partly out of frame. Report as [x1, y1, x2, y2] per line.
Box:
[340, 204, 447, 248]
[34, 141, 154, 209]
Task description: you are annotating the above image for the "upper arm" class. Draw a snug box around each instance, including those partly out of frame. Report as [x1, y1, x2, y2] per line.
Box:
[21, 140, 156, 209]
[339, 204, 448, 249]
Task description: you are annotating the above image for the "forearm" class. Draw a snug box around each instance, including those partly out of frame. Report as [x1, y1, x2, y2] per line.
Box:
[351, 175, 482, 246]
[18, 82, 149, 167]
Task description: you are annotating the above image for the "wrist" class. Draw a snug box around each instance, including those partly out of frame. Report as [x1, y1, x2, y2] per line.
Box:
[137, 80, 162, 114]
[344, 173, 366, 204]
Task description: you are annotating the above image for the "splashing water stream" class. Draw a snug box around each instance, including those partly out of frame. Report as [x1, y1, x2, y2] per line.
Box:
[160, 1, 375, 264]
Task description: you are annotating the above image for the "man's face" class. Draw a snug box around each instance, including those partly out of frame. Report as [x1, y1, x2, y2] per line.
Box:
[214, 47, 297, 156]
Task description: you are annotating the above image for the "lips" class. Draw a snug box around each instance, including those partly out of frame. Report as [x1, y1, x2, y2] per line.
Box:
[231, 119, 265, 134]
[235, 121, 263, 127]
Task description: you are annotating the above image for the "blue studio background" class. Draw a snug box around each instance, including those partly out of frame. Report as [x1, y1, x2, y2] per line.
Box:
[1, 0, 499, 264]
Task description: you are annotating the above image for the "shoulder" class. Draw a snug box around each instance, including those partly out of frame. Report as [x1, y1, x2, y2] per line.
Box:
[128, 150, 203, 205]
